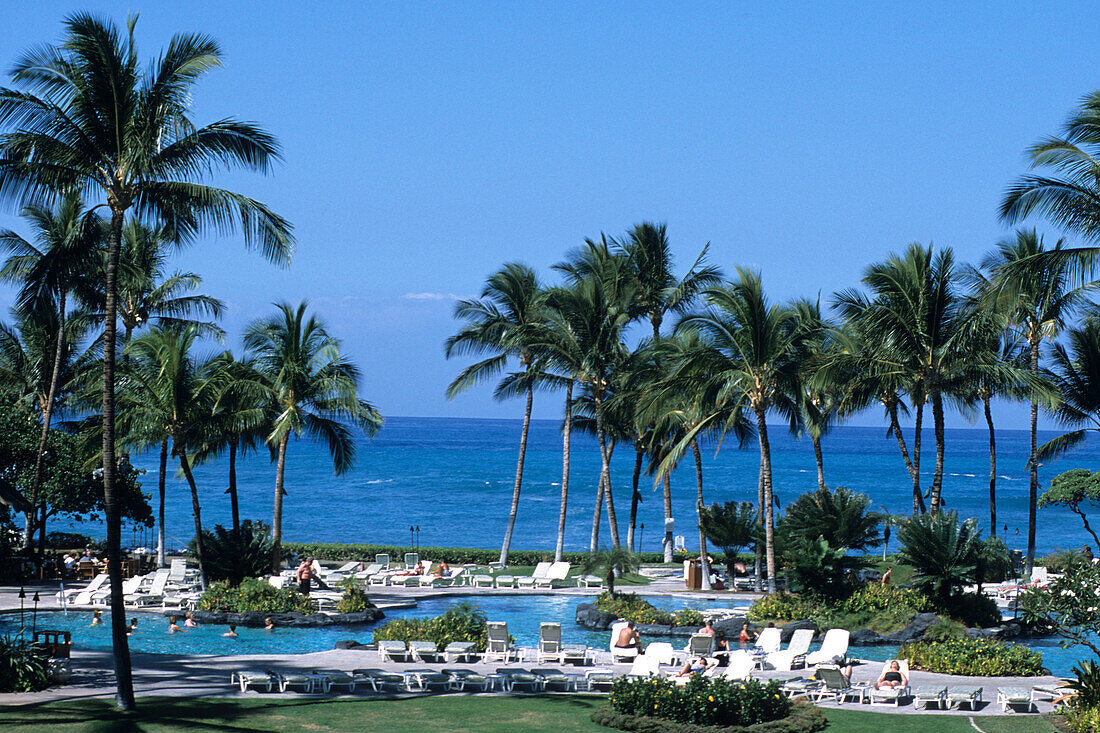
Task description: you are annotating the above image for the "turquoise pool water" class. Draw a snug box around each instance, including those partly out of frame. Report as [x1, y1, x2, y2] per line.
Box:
[2, 595, 1089, 678]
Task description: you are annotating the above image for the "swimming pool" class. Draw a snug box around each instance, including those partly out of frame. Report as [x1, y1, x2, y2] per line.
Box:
[1, 595, 1088, 677]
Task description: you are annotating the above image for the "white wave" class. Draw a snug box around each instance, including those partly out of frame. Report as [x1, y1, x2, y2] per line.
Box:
[362, 478, 394, 485]
[550, 482, 560, 486]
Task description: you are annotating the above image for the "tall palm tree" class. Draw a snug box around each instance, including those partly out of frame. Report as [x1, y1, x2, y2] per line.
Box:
[1039, 320, 1100, 461]
[978, 230, 1097, 572]
[117, 326, 223, 587]
[445, 263, 546, 566]
[669, 269, 803, 592]
[0, 194, 100, 550]
[244, 301, 381, 573]
[0, 15, 293, 707]
[790, 299, 844, 490]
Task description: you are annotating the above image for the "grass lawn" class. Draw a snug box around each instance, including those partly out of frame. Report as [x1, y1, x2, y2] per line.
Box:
[0, 696, 1061, 733]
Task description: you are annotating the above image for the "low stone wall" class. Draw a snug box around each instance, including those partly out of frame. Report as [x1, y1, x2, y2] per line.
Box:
[162, 608, 384, 627]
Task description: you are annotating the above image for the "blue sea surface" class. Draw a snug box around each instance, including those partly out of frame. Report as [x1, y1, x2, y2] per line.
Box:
[56, 417, 1100, 557]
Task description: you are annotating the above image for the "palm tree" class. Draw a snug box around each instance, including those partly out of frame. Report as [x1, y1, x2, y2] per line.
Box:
[445, 263, 546, 566]
[977, 230, 1098, 572]
[783, 486, 884, 552]
[117, 326, 223, 587]
[790, 299, 844, 490]
[897, 511, 980, 604]
[1038, 320, 1100, 462]
[244, 301, 381, 573]
[0, 15, 293, 707]
[582, 546, 639, 597]
[669, 269, 803, 593]
[0, 194, 100, 551]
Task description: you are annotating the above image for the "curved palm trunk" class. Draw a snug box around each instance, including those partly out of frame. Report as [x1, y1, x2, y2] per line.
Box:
[554, 383, 572, 563]
[24, 295, 67, 555]
[662, 474, 673, 563]
[1027, 338, 1040, 575]
[755, 408, 777, 593]
[499, 384, 533, 566]
[594, 399, 620, 547]
[811, 433, 826, 491]
[156, 439, 168, 568]
[984, 393, 997, 536]
[176, 446, 207, 589]
[627, 443, 644, 552]
[271, 433, 289, 574]
[754, 463, 763, 592]
[887, 400, 924, 514]
[692, 439, 712, 590]
[101, 208, 134, 710]
[590, 472, 604, 552]
[929, 389, 946, 514]
[913, 398, 923, 495]
[228, 439, 240, 535]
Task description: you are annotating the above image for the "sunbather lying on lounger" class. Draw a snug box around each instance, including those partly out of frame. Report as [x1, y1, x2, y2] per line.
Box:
[876, 660, 907, 689]
[676, 657, 714, 678]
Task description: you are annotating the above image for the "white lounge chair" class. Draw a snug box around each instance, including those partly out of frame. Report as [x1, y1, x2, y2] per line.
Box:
[627, 654, 660, 678]
[766, 628, 813, 671]
[754, 627, 782, 656]
[535, 562, 571, 588]
[645, 642, 679, 667]
[127, 569, 171, 607]
[232, 669, 277, 692]
[444, 641, 477, 662]
[495, 574, 516, 588]
[485, 621, 516, 662]
[997, 686, 1035, 713]
[63, 573, 107, 603]
[538, 622, 563, 663]
[354, 563, 383, 579]
[805, 628, 849, 666]
[947, 686, 984, 710]
[720, 650, 756, 681]
[912, 685, 948, 710]
[685, 633, 715, 658]
[517, 562, 553, 588]
[578, 575, 603, 588]
[409, 640, 440, 662]
[375, 554, 390, 569]
[809, 665, 867, 704]
[377, 640, 408, 662]
[167, 559, 191, 587]
[404, 553, 419, 570]
[472, 574, 494, 587]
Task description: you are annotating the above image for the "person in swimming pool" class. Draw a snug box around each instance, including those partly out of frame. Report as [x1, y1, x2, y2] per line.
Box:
[222, 625, 238, 638]
[167, 615, 184, 633]
[91, 609, 102, 626]
[264, 617, 275, 631]
[127, 618, 138, 636]
[184, 611, 197, 628]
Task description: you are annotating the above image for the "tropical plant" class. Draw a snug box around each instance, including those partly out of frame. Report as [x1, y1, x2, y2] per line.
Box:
[1039, 321, 1100, 468]
[1038, 469, 1100, 548]
[335, 579, 373, 613]
[0, 194, 100, 554]
[197, 578, 313, 614]
[372, 601, 489, 651]
[0, 14, 294, 707]
[190, 520, 273, 586]
[1021, 554, 1100, 657]
[1070, 661, 1100, 711]
[899, 637, 1044, 677]
[0, 634, 51, 692]
[583, 546, 640, 597]
[445, 263, 546, 565]
[604, 675, 793, 729]
[896, 510, 980, 604]
[669, 269, 805, 592]
[699, 500, 757, 578]
[244, 301, 381, 572]
[786, 536, 857, 600]
[976, 229, 1096, 573]
[783, 486, 883, 552]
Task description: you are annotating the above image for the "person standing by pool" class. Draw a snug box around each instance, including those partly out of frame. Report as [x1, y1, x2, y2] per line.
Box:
[222, 625, 238, 638]
[168, 616, 184, 633]
[297, 558, 312, 595]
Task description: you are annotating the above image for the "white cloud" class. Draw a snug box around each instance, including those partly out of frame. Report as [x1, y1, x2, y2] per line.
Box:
[402, 292, 462, 301]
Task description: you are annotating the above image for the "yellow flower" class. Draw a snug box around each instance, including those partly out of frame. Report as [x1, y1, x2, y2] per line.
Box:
[708, 696, 714, 702]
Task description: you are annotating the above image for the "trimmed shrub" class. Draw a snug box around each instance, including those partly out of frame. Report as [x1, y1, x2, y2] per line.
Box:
[671, 608, 706, 628]
[899, 637, 1045, 677]
[591, 699, 825, 733]
[0, 634, 51, 692]
[606, 676, 791, 728]
[839, 584, 932, 615]
[335, 578, 373, 613]
[937, 591, 1001, 628]
[373, 601, 489, 651]
[595, 592, 703, 627]
[197, 578, 314, 614]
[747, 594, 818, 623]
[284, 541, 667, 566]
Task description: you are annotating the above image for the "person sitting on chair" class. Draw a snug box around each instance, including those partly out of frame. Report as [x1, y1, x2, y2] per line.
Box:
[614, 620, 643, 652]
[875, 660, 907, 689]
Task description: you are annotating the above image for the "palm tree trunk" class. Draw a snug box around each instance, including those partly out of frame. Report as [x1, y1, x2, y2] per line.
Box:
[271, 433, 289, 574]
[663, 474, 673, 562]
[590, 472, 604, 553]
[24, 295, 67, 555]
[754, 463, 763, 592]
[887, 399, 924, 514]
[811, 433, 826, 491]
[499, 384, 533, 566]
[156, 439, 168, 568]
[1027, 338, 1040, 575]
[554, 382, 572, 563]
[984, 393, 996, 536]
[101, 207, 134, 710]
[594, 399, 620, 547]
[755, 407, 777, 593]
[627, 443, 644, 552]
[692, 439, 712, 590]
[929, 389, 946, 514]
[177, 446, 207, 589]
[228, 439, 240, 536]
[913, 397, 923, 488]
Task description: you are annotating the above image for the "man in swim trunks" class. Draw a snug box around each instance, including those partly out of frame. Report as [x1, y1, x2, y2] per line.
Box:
[614, 620, 642, 652]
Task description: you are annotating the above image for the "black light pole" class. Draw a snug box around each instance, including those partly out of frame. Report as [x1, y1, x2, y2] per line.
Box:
[639, 523, 645, 552]
[415, 526, 420, 552]
[31, 592, 39, 637]
[17, 587, 25, 635]
[410, 526, 414, 549]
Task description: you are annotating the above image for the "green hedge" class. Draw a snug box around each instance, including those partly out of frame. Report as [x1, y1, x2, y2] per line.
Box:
[596, 592, 704, 627]
[284, 542, 667, 565]
[372, 601, 489, 651]
[899, 637, 1046, 677]
[590, 701, 825, 733]
[197, 579, 315, 615]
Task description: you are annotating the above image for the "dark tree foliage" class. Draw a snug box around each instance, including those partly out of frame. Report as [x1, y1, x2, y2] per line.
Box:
[699, 500, 757, 577]
[189, 519, 274, 585]
[783, 486, 883, 552]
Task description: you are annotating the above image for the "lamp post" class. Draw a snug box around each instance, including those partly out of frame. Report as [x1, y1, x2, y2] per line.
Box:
[410, 526, 414, 549]
[639, 523, 645, 552]
[17, 587, 25, 636]
[31, 592, 39, 638]
[415, 526, 420, 552]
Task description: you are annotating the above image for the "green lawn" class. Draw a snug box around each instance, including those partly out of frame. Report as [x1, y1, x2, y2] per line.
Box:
[0, 696, 1061, 733]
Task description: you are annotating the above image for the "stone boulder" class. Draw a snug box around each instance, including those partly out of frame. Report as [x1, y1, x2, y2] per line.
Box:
[882, 612, 939, 644]
[780, 620, 819, 643]
[334, 639, 373, 650]
[997, 622, 1022, 639]
[849, 628, 883, 645]
[575, 603, 618, 631]
[171, 608, 383, 628]
[711, 617, 748, 638]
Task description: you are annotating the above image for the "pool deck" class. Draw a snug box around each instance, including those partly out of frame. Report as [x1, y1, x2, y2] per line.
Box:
[0, 579, 1069, 717]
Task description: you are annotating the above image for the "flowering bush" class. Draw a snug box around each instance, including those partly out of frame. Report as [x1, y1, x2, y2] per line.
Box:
[596, 592, 704, 627]
[839, 584, 931, 615]
[899, 637, 1045, 677]
[373, 601, 489, 651]
[335, 578, 373, 613]
[197, 578, 314, 614]
[607, 675, 790, 728]
[747, 593, 819, 623]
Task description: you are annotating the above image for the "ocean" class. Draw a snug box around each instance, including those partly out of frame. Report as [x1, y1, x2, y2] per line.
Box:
[57, 417, 1100, 558]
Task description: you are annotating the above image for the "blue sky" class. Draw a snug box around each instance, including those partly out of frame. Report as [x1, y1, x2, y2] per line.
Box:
[3, 2, 1099, 431]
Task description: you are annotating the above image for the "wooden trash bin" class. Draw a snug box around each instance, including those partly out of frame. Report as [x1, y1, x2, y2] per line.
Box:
[34, 630, 71, 659]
